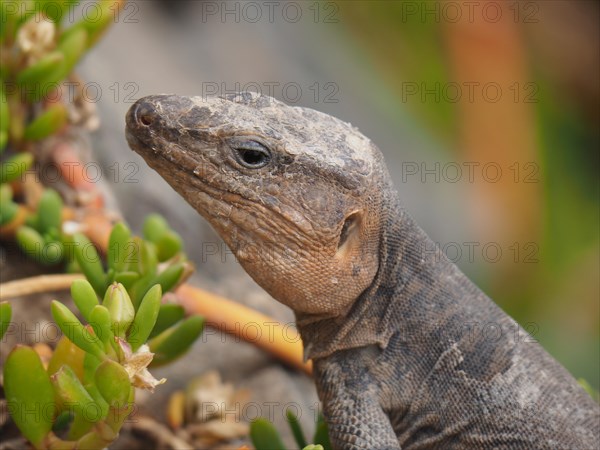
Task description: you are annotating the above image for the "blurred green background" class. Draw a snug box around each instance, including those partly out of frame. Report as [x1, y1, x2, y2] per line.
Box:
[336, 1, 599, 388]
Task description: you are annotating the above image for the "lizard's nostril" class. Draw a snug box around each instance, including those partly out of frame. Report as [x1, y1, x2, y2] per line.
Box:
[132, 101, 156, 127]
[139, 114, 152, 126]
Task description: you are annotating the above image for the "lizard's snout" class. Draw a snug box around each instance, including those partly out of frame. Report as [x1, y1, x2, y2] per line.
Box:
[125, 96, 172, 155]
[126, 95, 200, 163]
[126, 95, 193, 135]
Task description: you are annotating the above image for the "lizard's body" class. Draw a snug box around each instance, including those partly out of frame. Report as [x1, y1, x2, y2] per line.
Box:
[126, 92, 599, 449]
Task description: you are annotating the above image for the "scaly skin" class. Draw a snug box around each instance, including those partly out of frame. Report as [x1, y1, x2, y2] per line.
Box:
[126, 92, 599, 449]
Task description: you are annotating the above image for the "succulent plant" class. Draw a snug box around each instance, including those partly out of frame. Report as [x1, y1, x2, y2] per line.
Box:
[250, 410, 332, 450]
[4, 220, 202, 449]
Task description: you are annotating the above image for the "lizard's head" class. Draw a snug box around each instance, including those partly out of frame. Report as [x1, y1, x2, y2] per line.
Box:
[126, 92, 390, 318]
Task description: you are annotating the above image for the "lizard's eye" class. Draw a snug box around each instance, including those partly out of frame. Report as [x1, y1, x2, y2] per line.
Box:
[231, 140, 271, 169]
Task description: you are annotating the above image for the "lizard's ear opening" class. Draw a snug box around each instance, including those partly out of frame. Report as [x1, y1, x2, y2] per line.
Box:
[336, 211, 362, 257]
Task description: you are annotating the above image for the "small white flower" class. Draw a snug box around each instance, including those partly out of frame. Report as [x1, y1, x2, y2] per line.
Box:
[17, 13, 56, 64]
[118, 339, 166, 392]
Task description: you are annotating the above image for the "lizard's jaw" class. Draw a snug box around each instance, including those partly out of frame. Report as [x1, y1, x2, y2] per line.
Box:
[124, 128, 149, 159]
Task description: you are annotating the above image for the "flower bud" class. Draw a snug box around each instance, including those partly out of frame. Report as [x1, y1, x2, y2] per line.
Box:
[103, 283, 134, 337]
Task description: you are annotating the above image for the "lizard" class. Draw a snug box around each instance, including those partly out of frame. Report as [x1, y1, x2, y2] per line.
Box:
[125, 92, 600, 449]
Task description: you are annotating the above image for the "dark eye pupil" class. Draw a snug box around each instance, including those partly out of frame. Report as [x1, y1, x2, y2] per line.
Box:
[229, 139, 271, 169]
[240, 149, 266, 166]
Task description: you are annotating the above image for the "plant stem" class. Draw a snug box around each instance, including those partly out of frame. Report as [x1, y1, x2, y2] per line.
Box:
[0, 274, 84, 300]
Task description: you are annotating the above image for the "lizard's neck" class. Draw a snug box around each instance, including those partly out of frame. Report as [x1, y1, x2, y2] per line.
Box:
[297, 191, 501, 361]
[295, 190, 406, 360]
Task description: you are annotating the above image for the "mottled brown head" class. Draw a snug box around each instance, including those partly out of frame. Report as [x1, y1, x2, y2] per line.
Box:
[126, 92, 390, 318]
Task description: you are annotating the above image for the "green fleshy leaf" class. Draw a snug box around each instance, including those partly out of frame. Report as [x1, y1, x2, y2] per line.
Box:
[88, 305, 113, 347]
[105, 267, 116, 285]
[50, 365, 100, 423]
[103, 379, 135, 434]
[79, 0, 118, 48]
[0, 200, 18, 225]
[312, 414, 332, 450]
[107, 222, 131, 272]
[23, 104, 68, 141]
[82, 381, 109, 423]
[0, 130, 7, 151]
[142, 214, 169, 243]
[65, 257, 81, 274]
[128, 272, 154, 310]
[0, 184, 18, 225]
[152, 262, 185, 294]
[25, 212, 40, 230]
[148, 304, 185, 339]
[287, 408, 308, 448]
[0, 81, 8, 136]
[0, 0, 23, 39]
[51, 300, 105, 359]
[70, 279, 99, 322]
[82, 351, 103, 385]
[0, 301, 12, 340]
[15, 0, 50, 26]
[38, 189, 63, 233]
[250, 418, 286, 450]
[128, 284, 161, 351]
[95, 359, 131, 408]
[52, 410, 73, 433]
[148, 315, 204, 367]
[47, 335, 85, 380]
[41, 240, 64, 265]
[0, 182, 13, 204]
[16, 51, 64, 86]
[3, 346, 56, 448]
[79, 356, 109, 436]
[39, 26, 88, 88]
[121, 235, 141, 272]
[156, 230, 183, 261]
[43, 0, 70, 23]
[0, 130, 8, 154]
[16, 225, 45, 263]
[66, 411, 94, 441]
[113, 271, 140, 291]
[72, 233, 106, 296]
[139, 239, 158, 277]
[0, 152, 34, 184]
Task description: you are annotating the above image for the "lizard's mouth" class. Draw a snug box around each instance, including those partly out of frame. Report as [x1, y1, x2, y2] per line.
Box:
[124, 128, 146, 156]
[125, 126, 175, 172]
